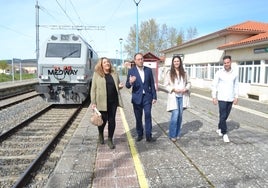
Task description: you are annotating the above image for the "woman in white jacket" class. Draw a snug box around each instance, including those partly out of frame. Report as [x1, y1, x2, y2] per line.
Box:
[164, 55, 191, 142]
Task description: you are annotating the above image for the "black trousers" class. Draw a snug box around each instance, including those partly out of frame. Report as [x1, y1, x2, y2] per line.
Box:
[98, 101, 118, 139]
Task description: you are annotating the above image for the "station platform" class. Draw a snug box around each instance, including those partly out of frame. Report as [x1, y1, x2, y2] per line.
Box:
[45, 105, 141, 188]
[45, 87, 268, 188]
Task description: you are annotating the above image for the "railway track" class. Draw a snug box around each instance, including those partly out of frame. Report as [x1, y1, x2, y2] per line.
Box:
[0, 79, 38, 100]
[0, 91, 40, 110]
[0, 104, 83, 187]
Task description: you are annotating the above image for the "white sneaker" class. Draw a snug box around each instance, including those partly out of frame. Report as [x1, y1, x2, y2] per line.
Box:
[216, 129, 223, 136]
[223, 134, 230, 143]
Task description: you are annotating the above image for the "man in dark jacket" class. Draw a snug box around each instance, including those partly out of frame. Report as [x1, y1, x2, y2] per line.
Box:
[125, 53, 157, 142]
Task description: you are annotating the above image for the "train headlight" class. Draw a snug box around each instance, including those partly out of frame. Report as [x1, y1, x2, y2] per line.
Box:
[77, 75, 85, 81]
[40, 75, 49, 80]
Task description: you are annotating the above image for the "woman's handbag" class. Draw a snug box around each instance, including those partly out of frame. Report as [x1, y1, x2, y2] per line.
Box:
[90, 108, 103, 126]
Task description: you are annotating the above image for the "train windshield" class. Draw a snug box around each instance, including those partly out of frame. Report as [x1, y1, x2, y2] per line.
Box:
[46, 43, 81, 58]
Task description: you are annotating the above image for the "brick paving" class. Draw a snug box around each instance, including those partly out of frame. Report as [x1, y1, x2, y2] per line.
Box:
[92, 112, 140, 188]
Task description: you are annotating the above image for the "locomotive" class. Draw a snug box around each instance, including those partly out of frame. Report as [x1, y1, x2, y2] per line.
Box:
[35, 34, 98, 104]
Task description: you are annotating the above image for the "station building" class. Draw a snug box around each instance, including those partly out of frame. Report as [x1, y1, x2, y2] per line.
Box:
[161, 21, 268, 102]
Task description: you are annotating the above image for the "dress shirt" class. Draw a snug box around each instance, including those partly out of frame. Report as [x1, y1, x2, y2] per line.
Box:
[174, 76, 184, 97]
[137, 66, 144, 83]
[137, 66, 145, 93]
[212, 68, 239, 102]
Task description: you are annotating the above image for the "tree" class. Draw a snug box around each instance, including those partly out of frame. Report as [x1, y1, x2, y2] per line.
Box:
[124, 25, 136, 59]
[139, 19, 159, 55]
[186, 26, 198, 41]
[158, 24, 168, 50]
[176, 28, 185, 45]
[0, 60, 8, 71]
[124, 19, 198, 59]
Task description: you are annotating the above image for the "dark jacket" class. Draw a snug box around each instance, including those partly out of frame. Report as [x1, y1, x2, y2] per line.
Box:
[125, 66, 157, 105]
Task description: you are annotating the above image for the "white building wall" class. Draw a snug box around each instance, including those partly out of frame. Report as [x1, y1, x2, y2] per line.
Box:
[164, 37, 226, 65]
[162, 34, 268, 102]
[226, 47, 268, 101]
[226, 46, 268, 61]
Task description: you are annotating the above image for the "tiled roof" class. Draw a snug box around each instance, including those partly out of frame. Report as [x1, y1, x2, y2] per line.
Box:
[143, 52, 160, 61]
[226, 21, 268, 32]
[218, 21, 268, 49]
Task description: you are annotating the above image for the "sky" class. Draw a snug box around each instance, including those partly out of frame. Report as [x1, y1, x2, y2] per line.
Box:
[0, 0, 268, 60]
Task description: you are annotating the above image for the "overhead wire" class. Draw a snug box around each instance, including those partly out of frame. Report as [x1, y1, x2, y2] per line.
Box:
[37, 0, 93, 42]
[39, 5, 61, 24]
[54, 0, 91, 39]
[68, 0, 88, 39]
[105, 0, 125, 26]
[68, 0, 85, 26]
[55, 0, 78, 28]
[0, 24, 32, 38]
[39, 0, 124, 55]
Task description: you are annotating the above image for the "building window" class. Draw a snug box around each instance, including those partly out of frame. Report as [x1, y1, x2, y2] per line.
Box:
[185, 65, 191, 77]
[196, 64, 208, 79]
[265, 60, 268, 84]
[238, 60, 261, 84]
[210, 63, 223, 79]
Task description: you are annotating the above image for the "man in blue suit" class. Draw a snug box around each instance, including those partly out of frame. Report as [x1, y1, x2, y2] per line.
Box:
[125, 53, 157, 142]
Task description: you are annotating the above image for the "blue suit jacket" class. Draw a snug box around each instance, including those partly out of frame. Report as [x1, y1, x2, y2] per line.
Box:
[125, 66, 157, 105]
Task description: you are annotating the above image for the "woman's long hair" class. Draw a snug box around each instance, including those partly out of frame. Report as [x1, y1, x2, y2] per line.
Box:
[94, 57, 115, 77]
[170, 55, 185, 83]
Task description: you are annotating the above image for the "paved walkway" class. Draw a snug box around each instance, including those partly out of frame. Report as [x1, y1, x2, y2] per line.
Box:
[45, 106, 142, 188]
[45, 87, 268, 188]
[92, 108, 140, 188]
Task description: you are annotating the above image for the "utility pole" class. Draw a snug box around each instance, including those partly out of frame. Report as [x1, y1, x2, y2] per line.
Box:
[133, 0, 141, 53]
[119, 38, 123, 78]
[35, 0, 39, 61]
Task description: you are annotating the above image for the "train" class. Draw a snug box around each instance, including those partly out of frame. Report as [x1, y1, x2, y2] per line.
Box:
[35, 34, 98, 104]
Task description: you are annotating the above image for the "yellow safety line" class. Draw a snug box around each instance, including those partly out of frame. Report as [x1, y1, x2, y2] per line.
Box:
[119, 107, 148, 188]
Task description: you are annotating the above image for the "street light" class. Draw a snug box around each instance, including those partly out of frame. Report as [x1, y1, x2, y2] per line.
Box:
[115, 49, 119, 71]
[119, 38, 123, 78]
[133, 0, 141, 53]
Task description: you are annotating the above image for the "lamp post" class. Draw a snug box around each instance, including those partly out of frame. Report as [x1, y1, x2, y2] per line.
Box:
[119, 38, 123, 78]
[115, 49, 119, 71]
[133, 0, 141, 53]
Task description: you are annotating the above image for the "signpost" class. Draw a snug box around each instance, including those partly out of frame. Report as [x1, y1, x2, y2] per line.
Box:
[12, 58, 22, 81]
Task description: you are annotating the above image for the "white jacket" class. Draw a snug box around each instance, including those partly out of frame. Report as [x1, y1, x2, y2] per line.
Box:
[164, 71, 191, 112]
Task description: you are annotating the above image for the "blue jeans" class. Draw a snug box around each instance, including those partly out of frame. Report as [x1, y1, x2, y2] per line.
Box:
[169, 96, 183, 138]
[218, 101, 233, 135]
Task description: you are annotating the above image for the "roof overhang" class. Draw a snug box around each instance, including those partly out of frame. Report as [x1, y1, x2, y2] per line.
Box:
[218, 39, 268, 50]
[161, 21, 268, 54]
[161, 29, 258, 54]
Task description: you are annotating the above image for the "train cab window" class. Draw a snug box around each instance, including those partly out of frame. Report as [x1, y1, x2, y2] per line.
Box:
[88, 50, 93, 69]
[89, 50, 93, 58]
[46, 43, 81, 58]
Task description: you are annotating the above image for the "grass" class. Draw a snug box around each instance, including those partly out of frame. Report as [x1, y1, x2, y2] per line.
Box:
[0, 73, 37, 82]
